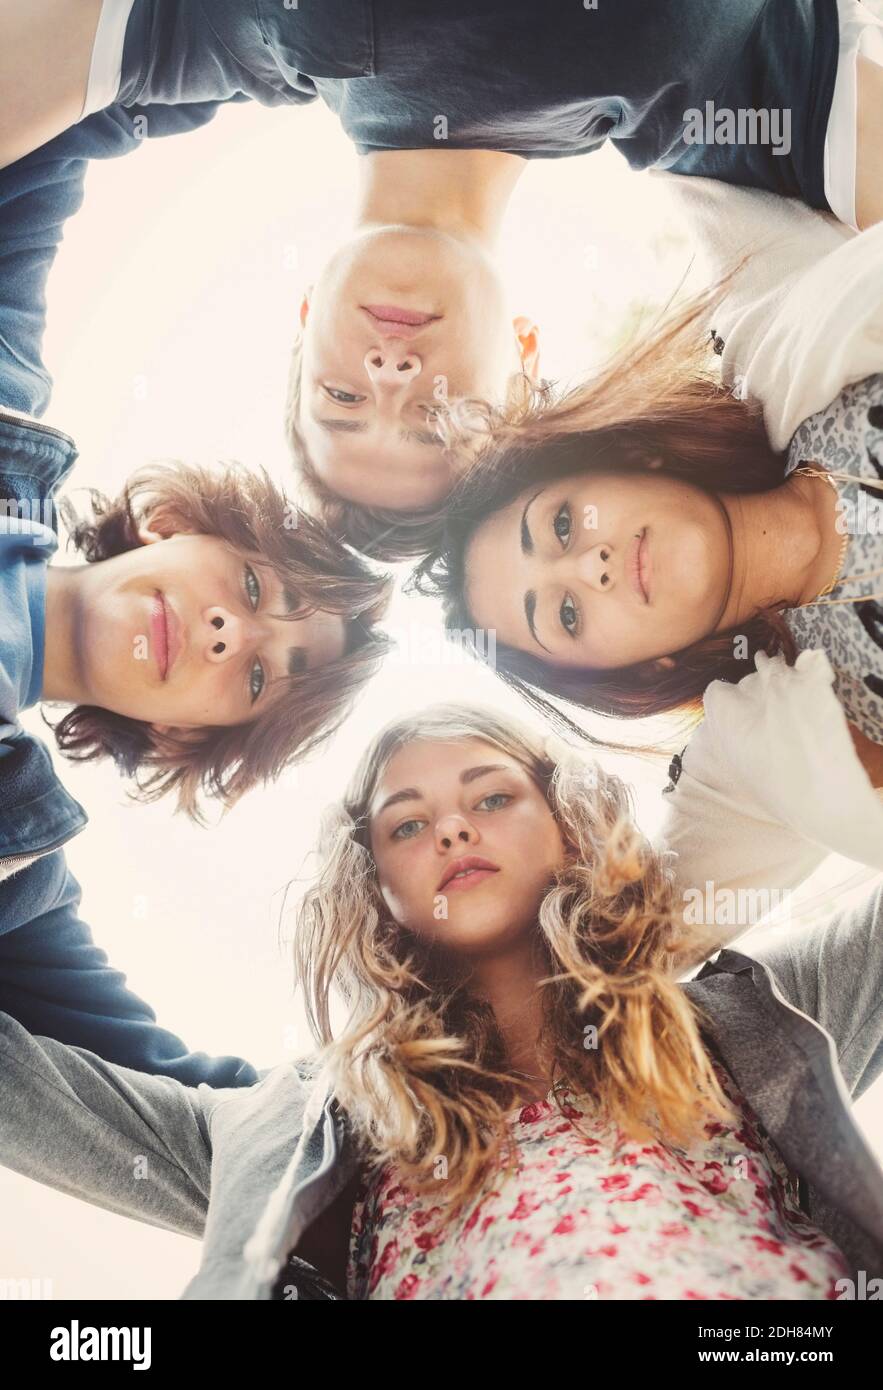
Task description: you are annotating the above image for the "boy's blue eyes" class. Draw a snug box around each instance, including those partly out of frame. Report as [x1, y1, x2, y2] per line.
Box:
[249, 661, 265, 702]
[244, 564, 261, 609]
[390, 792, 513, 840]
[325, 386, 366, 405]
[243, 564, 266, 703]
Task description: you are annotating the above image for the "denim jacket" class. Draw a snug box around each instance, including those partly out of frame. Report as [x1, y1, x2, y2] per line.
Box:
[0, 114, 257, 1087]
[1, 882, 882, 1300]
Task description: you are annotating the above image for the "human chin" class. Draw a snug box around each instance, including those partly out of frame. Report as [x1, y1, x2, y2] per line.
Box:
[431, 876, 548, 957]
[76, 589, 153, 711]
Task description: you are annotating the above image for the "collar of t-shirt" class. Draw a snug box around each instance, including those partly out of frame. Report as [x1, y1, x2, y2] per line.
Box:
[0, 514, 58, 739]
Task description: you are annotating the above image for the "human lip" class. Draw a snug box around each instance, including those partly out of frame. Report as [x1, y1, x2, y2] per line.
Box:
[627, 528, 651, 604]
[149, 591, 183, 680]
[362, 305, 440, 340]
[437, 856, 500, 893]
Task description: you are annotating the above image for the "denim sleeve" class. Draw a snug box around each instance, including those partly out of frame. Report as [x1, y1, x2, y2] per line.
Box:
[0, 100, 227, 416]
[750, 880, 883, 1103]
[0, 848, 259, 1088]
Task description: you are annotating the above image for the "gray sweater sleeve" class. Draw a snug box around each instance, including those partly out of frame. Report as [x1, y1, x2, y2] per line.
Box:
[750, 880, 883, 1102]
[0, 1009, 214, 1238]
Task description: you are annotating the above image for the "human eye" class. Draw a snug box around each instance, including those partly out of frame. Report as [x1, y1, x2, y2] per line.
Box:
[243, 563, 262, 611]
[324, 386, 367, 405]
[476, 792, 513, 812]
[391, 818, 428, 841]
[249, 658, 266, 704]
[552, 501, 572, 546]
[559, 594, 580, 637]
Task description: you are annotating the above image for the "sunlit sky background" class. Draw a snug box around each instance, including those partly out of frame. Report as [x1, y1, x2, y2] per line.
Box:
[3, 95, 881, 1299]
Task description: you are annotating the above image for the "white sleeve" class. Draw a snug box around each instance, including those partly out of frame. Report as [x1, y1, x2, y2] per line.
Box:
[738, 222, 883, 450]
[652, 172, 883, 450]
[657, 650, 883, 907]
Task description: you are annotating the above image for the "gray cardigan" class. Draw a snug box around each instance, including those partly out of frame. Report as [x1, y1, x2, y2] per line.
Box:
[3, 883, 883, 1300]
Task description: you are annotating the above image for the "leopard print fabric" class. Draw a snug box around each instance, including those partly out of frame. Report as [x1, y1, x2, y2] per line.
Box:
[783, 375, 883, 744]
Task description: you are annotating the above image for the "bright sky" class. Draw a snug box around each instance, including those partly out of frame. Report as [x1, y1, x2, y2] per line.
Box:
[3, 97, 881, 1299]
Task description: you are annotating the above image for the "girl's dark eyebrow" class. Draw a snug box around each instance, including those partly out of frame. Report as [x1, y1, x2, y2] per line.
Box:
[520, 495, 537, 555]
[524, 589, 551, 653]
[519, 491, 551, 652]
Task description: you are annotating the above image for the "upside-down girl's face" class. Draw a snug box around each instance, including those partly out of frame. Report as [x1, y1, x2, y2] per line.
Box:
[71, 532, 346, 729]
[465, 470, 733, 670]
[368, 736, 566, 957]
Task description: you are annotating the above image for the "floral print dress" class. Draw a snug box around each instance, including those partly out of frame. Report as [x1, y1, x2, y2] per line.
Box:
[346, 1060, 850, 1300]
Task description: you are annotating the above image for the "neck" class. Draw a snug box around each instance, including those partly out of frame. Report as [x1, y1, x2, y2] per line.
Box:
[715, 472, 841, 632]
[42, 565, 91, 705]
[469, 936, 551, 1103]
[355, 148, 525, 248]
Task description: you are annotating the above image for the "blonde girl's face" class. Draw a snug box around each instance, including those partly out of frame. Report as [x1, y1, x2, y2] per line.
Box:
[368, 737, 566, 957]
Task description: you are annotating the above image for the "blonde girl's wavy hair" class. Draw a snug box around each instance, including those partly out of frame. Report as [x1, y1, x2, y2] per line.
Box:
[293, 703, 736, 1220]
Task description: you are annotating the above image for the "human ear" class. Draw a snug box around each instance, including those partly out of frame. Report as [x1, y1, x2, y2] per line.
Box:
[512, 315, 541, 381]
[299, 286, 314, 330]
[150, 721, 203, 738]
[136, 524, 166, 545]
[137, 502, 193, 546]
[634, 655, 677, 683]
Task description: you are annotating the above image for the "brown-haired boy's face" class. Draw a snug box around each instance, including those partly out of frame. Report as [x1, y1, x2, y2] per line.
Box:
[295, 227, 537, 511]
[63, 533, 346, 729]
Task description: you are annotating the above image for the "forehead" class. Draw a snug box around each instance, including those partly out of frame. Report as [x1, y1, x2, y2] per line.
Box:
[369, 736, 528, 811]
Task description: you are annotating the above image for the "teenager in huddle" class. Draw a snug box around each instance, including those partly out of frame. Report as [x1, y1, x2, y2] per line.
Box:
[414, 293, 883, 784]
[2, 704, 882, 1299]
[3, 1, 883, 553]
[0, 104, 388, 1087]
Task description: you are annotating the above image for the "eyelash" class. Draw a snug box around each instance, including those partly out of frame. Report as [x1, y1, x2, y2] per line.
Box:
[550, 503, 581, 638]
[390, 792, 513, 841]
[243, 564, 266, 703]
[325, 386, 366, 405]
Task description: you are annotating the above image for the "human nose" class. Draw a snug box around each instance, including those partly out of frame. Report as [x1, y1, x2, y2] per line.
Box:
[203, 606, 260, 663]
[363, 344, 423, 392]
[573, 542, 614, 593]
[434, 814, 479, 852]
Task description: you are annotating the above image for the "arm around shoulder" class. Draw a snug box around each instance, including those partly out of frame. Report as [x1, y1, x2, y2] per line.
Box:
[0, 1008, 212, 1239]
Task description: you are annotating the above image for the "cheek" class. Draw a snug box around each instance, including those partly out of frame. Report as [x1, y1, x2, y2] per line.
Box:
[372, 844, 423, 927]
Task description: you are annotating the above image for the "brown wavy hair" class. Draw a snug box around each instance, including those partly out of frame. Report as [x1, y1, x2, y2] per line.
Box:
[411, 291, 798, 745]
[48, 462, 393, 820]
[292, 704, 734, 1220]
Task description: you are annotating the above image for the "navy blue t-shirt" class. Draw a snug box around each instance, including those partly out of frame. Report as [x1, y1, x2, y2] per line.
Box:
[117, 0, 839, 209]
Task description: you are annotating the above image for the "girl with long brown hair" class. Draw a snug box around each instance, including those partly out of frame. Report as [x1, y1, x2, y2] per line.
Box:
[414, 295, 883, 783]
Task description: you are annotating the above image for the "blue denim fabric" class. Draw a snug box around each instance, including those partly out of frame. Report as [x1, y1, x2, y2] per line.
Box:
[116, 0, 838, 208]
[0, 115, 258, 1088]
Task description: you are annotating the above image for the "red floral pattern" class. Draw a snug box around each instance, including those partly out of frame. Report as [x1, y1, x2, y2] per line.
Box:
[346, 1061, 850, 1300]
